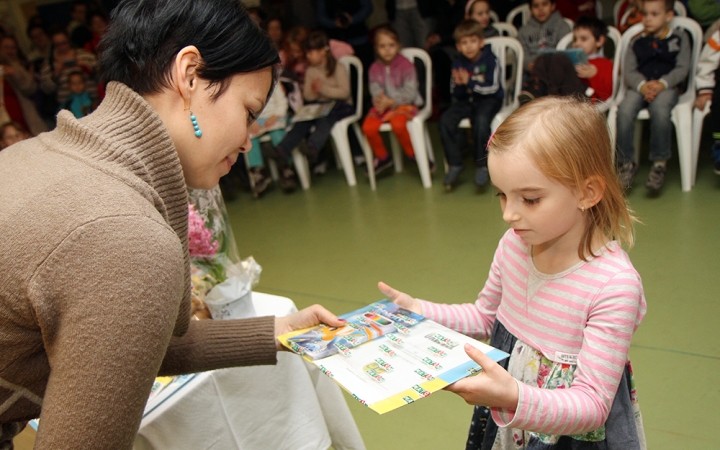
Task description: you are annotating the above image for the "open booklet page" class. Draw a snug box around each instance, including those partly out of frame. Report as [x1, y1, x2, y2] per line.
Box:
[278, 299, 509, 414]
[290, 101, 336, 123]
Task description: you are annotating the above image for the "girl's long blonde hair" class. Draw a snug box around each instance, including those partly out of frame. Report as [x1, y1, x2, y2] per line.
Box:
[488, 96, 637, 260]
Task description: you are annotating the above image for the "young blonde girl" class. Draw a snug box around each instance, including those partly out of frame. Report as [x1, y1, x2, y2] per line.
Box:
[274, 31, 354, 183]
[380, 97, 647, 449]
[362, 27, 422, 175]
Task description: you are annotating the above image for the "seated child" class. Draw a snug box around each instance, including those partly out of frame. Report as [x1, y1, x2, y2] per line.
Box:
[616, 0, 690, 193]
[518, 0, 572, 73]
[274, 31, 354, 188]
[695, 23, 720, 174]
[520, 16, 613, 103]
[439, 19, 503, 190]
[59, 70, 96, 118]
[465, 0, 500, 38]
[362, 26, 423, 175]
[0, 121, 30, 150]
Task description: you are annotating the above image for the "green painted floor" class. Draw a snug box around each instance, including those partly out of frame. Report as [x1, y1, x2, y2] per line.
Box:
[225, 125, 720, 449]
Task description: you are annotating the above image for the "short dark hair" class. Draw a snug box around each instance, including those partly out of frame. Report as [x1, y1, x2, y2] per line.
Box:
[453, 19, 485, 42]
[641, 0, 674, 12]
[573, 16, 608, 41]
[303, 30, 337, 77]
[99, 0, 280, 100]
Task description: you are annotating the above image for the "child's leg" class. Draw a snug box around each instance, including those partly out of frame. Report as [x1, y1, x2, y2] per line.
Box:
[439, 102, 472, 167]
[275, 120, 314, 161]
[306, 102, 354, 156]
[361, 116, 389, 159]
[388, 114, 415, 158]
[616, 89, 647, 165]
[246, 137, 265, 168]
[647, 88, 679, 163]
[470, 98, 503, 167]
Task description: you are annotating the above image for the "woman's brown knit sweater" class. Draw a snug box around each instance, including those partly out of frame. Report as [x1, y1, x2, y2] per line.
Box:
[0, 82, 277, 449]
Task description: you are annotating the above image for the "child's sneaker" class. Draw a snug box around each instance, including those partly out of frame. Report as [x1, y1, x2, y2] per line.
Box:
[443, 165, 463, 191]
[249, 167, 271, 198]
[712, 141, 720, 175]
[617, 162, 638, 190]
[279, 165, 297, 192]
[313, 160, 328, 175]
[645, 163, 667, 192]
[474, 167, 489, 186]
[368, 156, 393, 175]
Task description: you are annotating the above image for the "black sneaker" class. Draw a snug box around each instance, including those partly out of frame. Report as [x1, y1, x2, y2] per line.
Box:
[711, 141, 720, 175]
[369, 156, 393, 175]
[443, 165, 463, 191]
[249, 167, 271, 198]
[617, 162, 638, 190]
[645, 163, 667, 192]
[279, 166, 297, 192]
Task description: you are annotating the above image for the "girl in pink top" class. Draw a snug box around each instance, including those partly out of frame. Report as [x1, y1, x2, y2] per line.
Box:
[380, 96, 647, 449]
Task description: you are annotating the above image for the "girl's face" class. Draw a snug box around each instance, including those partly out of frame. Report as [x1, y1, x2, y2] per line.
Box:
[468, 1, 492, 28]
[375, 33, 400, 64]
[175, 67, 272, 189]
[1, 126, 27, 148]
[0, 38, 18, 61]
[305, 48, 327, 66]
[488, 149, 586, 256]
[289, 42, 304, 62]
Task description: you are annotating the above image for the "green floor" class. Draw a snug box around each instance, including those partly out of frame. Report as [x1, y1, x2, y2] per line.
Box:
[225, 125, 720, 449]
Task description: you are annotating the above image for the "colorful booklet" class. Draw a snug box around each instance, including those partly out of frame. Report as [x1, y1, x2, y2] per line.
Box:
[538, 47, 589, 66]
[278, 299, 509, 414]
[290, 101, 336, 123]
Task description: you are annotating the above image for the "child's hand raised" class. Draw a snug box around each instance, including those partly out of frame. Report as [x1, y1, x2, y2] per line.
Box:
[444, 344, 519, 409]
[377, 282, 422, 315]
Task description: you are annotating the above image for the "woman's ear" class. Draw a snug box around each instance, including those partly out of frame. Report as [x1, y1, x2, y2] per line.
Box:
[171, 46, 202, 107]
[579, 175, 606, 209]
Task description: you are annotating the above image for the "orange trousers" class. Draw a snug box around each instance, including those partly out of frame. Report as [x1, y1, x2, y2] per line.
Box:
[361, 114, 415, 160]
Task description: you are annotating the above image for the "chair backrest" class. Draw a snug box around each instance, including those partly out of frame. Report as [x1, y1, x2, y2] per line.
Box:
[489, 10, 500, 23]
[338, 55, 363, 122]
[506, 4, 529, 27]
[674, 1, 687, 17]
[564, 18, 575, 30]
[399, 47, 432, 121]
[485, 37, 525, 109]
[613, 0, 624, 26]
[493, 22, 518, 38]
[614, 18, 703, 106]
[556, 31, 573, 50]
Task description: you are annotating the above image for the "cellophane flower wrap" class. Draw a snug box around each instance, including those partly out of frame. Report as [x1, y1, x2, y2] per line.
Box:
[188, 187, 260, 319]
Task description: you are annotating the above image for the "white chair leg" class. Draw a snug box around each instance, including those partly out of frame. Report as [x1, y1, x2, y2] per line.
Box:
[330, 124, 357, 186]
[673, 106, 694, 192]
[355, 123, 376, 191]
[389, 133, 404, 172]
[291, 148, 311, 190]
[633, 120, 642, 166]
[692, 106, 710, 184]
[408, 120, 432, 188]
[424, 127, 435, 164]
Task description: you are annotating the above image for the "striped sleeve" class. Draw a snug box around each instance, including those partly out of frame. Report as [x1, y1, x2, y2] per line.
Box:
[491, 269, 646, 435]
[418, 238, 505, 340]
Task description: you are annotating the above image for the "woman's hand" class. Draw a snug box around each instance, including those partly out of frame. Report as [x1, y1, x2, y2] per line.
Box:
[378, 282, 422, 315]
[444, 344, 519, 409]
[274, 304, 346, 350]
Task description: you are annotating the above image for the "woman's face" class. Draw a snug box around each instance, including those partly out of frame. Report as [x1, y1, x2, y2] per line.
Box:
[52, 33, 72, 54]
[176, 67, 273, 189]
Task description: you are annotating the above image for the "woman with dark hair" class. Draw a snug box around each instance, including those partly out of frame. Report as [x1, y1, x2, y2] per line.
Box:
[0, 0, 343, 448]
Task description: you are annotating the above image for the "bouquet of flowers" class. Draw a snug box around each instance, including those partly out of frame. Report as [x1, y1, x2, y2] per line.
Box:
[188, 187, 261, 320]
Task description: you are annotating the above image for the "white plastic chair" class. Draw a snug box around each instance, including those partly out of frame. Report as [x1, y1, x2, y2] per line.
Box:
[613, 0, 625, 26]
[692, 103, 711, 180]
[507, 4, 573, 29]
[556, 26, 623, 113]
[489, 10, 500, 23]
[291, 56, 365, 189]
[457, 37, 525, 138]
[607, 18, 703, 192]
[493, 22, 518, 38]
[360, 48, 434, 190]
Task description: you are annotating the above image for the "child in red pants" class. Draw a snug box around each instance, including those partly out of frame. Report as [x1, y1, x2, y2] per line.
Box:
[362, 26, 422, 175]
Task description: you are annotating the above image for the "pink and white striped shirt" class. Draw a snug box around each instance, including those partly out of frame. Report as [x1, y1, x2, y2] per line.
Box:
[420, 229, 646, 435]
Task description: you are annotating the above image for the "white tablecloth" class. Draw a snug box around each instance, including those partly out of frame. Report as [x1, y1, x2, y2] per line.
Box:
[135, 292, 365, 450]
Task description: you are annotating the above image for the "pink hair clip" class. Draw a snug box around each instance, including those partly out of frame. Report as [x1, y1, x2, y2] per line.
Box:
[486, 129, 497, 150]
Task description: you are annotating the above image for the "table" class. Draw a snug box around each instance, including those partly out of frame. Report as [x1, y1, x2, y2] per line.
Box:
[135, 292, 366, 450]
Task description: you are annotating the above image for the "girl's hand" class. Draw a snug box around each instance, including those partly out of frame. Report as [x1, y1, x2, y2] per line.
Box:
[695, 92, 712, 111]
[275, 305, 346, 350]
[444, 344, 519, 409]
[575, 63, 597, 79]
[311, 78, 322, 94]
[378, 282, 422, 315]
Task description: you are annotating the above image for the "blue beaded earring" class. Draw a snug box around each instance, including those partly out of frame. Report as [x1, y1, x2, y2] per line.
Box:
[189, 111, 202, 138]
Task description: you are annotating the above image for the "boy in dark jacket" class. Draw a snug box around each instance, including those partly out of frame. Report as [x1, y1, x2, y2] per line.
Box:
[440, 20, 503, 190]
[616, 0, 690, 193]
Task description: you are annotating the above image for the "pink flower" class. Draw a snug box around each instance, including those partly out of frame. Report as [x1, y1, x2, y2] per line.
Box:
[188, 204, 219, 257]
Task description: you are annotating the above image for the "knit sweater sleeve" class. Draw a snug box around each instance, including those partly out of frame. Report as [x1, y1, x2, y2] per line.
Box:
[490, 269, 646, 435]
[28, 216, 275, 449]
[418, 236, 504, 340]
